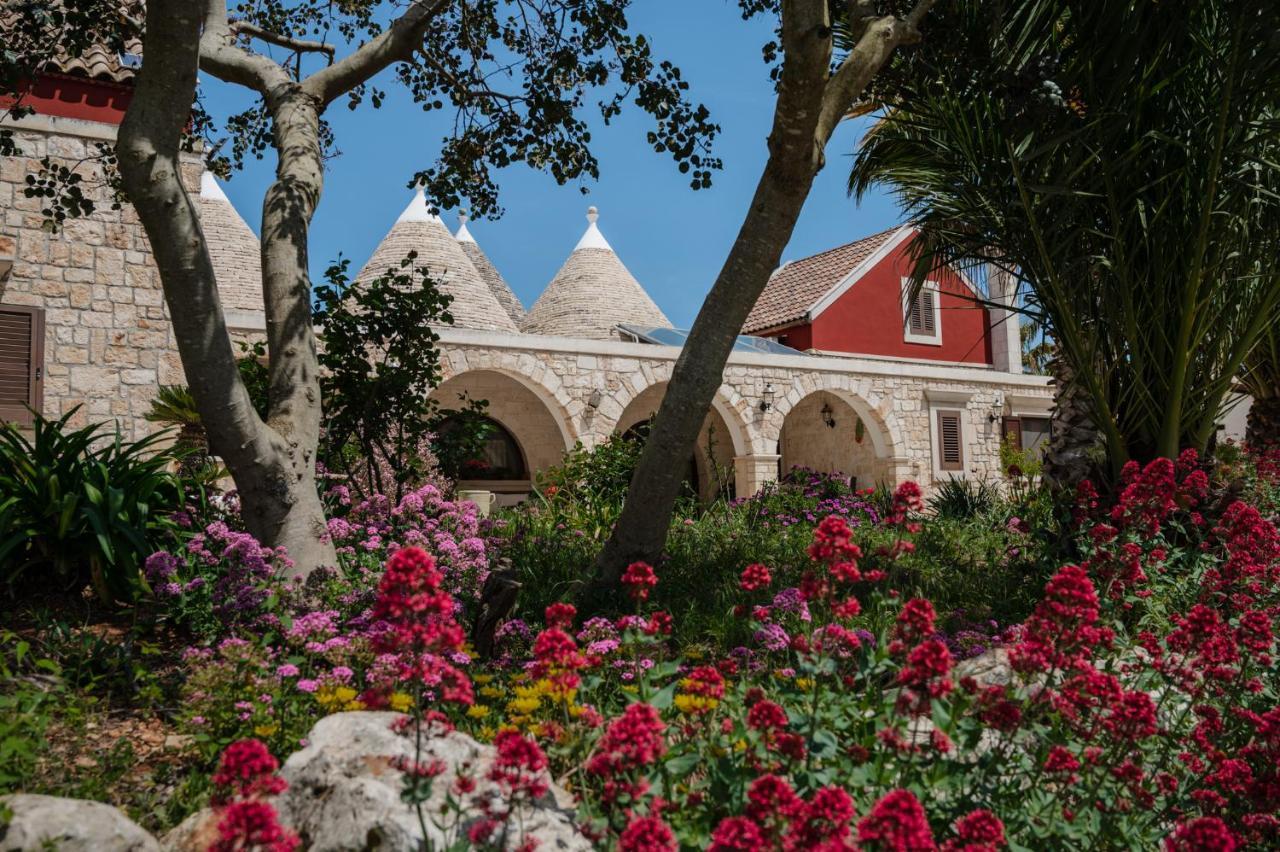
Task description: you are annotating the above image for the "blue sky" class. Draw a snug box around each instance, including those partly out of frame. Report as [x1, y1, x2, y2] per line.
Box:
[202, 2, 901, 328]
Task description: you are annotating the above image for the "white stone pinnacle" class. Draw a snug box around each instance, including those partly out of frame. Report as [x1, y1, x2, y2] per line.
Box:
[455, 209, 477, 244]
[396, 185, 444, 225]
[573, 205, 612, 251]
[199, 170, 231, 203]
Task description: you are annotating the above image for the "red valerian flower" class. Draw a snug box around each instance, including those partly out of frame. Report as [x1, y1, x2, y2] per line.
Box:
[586, 703, 667, 780]
[740, 563, 773, 592]
[545, 601, 576, 629]
[1011, 564, 1111, 674]
[896, 639, 953, 714]
[943, 809, 1005, 851]
[745, 774, 800, 826]
[1044, 745, 1081, 775]
[787, 786, 856, 849]
[211, 801, 300, 852]
[1164, 816, 1237, 851]
[622, 561, 659, 601]
[746, 699, 789, 732]
[488, 730, 550, 801]
[709, 816, 765, 851]
[682, 665, 726, 699]
[212, 739, 287, 804]
[809, 515, 862, 564]
[619, 815, 677, 851]
[893, 598, 937, 646]
[857, 789, 937, 851]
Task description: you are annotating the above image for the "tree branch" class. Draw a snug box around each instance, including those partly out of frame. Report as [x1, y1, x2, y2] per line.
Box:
[302, 0, 450, 105]
[816, 0, 937, 143]
[230, 20, 336, 61]
[197, 0, 292, 94]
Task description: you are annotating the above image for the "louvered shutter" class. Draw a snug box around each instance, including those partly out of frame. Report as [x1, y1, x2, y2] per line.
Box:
[1002, 416, 1023, 450]
[908, 290, 925, 332]
[920, 289, 936, 334]
[937, 409, 964, 471]
[0, 305, 45, 427]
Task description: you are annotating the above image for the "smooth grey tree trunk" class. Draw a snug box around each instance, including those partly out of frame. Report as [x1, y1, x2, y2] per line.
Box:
[117, 0, 443, 576]
[591, 0, 936, 591]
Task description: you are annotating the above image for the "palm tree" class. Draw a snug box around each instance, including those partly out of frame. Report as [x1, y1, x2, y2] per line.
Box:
[849, 0, 1280, 482]
[1238, 325, 1280, 453]
[144, 384, 213, 476]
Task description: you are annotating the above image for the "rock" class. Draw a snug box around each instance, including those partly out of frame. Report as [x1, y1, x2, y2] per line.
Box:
[953, 646, 1015, 688]
[0, 794, 160, 852]
[167, 712, 590, 852]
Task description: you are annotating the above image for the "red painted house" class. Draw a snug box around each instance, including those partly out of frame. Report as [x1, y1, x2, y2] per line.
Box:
[744, 226, 995, 365]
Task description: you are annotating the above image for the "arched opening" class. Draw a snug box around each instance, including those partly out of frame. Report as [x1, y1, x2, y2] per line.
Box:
[430, 369, 572, 504]
[778, 390, 884, 490]
[437, 413, 527, 480]
[615, 382, 742, 503]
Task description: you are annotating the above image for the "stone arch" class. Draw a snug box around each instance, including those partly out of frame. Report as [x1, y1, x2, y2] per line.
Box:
[440, 349, 579, 449]
[430, 365, 577, 500]
[765, 374, 903, 489]
[607, 379, 751, 501]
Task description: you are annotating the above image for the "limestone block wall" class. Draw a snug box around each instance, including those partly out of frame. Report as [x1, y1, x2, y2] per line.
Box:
[434, 327, 1055, 499]
[0, 116, 264, 439]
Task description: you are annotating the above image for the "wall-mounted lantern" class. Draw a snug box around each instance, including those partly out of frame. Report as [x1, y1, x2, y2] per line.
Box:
[820, 402, 836, 429]
[758, 383, 775, 412]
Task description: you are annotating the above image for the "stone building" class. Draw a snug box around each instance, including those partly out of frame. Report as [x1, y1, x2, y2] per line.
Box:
[1, 43, 1056, 502]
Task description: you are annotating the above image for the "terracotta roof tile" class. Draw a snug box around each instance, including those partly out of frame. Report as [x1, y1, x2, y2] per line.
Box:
[742, 226, 903, 334]
[1, 2, 142, 84]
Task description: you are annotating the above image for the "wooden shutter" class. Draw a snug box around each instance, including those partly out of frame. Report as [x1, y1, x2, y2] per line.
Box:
[1001, 416, 1023, 450]
[908, 290, 925, 332]
[937, 409, 964, 471]
[0, 305, 45, 427]
[920, 289, 936, 334]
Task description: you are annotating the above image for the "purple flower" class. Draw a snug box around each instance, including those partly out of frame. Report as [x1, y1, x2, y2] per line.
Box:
[754, 623, 791, 652]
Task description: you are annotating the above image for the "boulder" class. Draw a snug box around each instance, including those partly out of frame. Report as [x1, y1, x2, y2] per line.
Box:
[0, 794, 160, 852]
[165, 712, 590, 851]
[953, 646, 1016, 688]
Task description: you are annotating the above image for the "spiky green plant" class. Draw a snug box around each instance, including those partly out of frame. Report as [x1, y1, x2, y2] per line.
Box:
[850, 0, 1280, 476]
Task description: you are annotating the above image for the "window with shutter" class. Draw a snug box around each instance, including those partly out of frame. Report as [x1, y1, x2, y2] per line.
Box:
[1001, 416, 1023, 449]
[937, 409, 964, 471]
[903, 280, 941, 343]
[0, 304, 45, 427]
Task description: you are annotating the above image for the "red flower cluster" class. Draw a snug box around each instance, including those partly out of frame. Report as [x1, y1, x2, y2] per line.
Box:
[746, 699, 789, 733]
[942, 809, 1005, 852]
[488, 730, 550, 800]
[586, 703, 667, 807]
[1165, 816, 1237, 851]
[888, 481, 924, 525]
[619, 815, 677, 851]
[622, 561, 659, 601]
[896, 639, 953, 715]
[857, 789, 936, 851]
[1011, 564, 1111, 674]
[209, 739, 298, 852]
[531, 626, 588, 694]
[212, 738, 287, 805]
[892, 598, 937, 649]
[545, 601, 576, 629]
[370, 547, 472, 705]
[740, 563, 772, 592]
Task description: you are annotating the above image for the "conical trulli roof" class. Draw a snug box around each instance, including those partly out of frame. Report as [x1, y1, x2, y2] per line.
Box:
[195, 172, 265, 315]
[355, 189, 518, 333]
[456, 211, 525, 325]
[522, 207, 671, 339]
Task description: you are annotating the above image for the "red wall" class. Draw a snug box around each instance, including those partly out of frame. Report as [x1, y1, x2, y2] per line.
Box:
[767, 238, 993, 364]
[0, 75, 132, 126]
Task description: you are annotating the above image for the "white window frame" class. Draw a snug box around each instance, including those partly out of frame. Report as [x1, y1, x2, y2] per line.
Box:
[902, 278, 942, 346]
[925, 388, 973, 481]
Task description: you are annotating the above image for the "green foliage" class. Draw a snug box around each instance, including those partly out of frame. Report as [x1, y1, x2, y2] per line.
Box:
[0, 410, 187, 603]
[314, 252, 478, 500]
[851, 0, 1280, 471]
[0, 632, 63, 792]
[926, 477, 999, 521]
[234, 339, 271, 421]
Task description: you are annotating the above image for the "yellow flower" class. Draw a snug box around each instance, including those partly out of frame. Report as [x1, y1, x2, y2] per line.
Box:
[794, 678, 814, 692]
[473, 673, 495, 685]
[389, 693, 414, 713]
[478, 725, 496, 741]
[508, 697, 541, 715]
[253, 723, 279, 737]
[674, 694, 719, 715]
[621, 684, 639, 694]
[479, 686, 504, 700]
[734, 739, 748, 753]
[467, 704, 491, 719]
[344, 700, 366, 711]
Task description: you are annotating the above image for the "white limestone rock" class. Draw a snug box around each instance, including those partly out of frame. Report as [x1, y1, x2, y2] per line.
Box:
[276, 711, 588, 852]
[0, 794, 160, 852]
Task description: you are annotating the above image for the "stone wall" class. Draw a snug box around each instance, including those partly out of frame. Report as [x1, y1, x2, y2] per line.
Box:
[433, 327, 1055, 498]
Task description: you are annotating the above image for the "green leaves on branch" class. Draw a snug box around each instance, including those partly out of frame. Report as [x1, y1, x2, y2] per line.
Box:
[850, 0, 1280, 472]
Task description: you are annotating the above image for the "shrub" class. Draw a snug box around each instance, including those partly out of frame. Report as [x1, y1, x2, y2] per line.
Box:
[0, 410, 189, 603]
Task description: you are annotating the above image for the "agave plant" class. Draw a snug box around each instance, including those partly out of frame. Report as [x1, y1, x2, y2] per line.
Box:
[0, 409, 187, 603]
[849, 0, 1280, 477]
[145, 384, 214, 476]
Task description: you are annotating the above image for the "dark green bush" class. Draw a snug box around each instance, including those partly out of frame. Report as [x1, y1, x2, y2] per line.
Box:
[0, 410, 188, 603]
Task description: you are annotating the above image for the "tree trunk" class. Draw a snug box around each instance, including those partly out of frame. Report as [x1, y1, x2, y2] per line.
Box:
[590, 2, 933, 593]
[117, 0, 336, 575]
[1245, 394, 1280, 453]
[1041, 350, 1104, 491]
